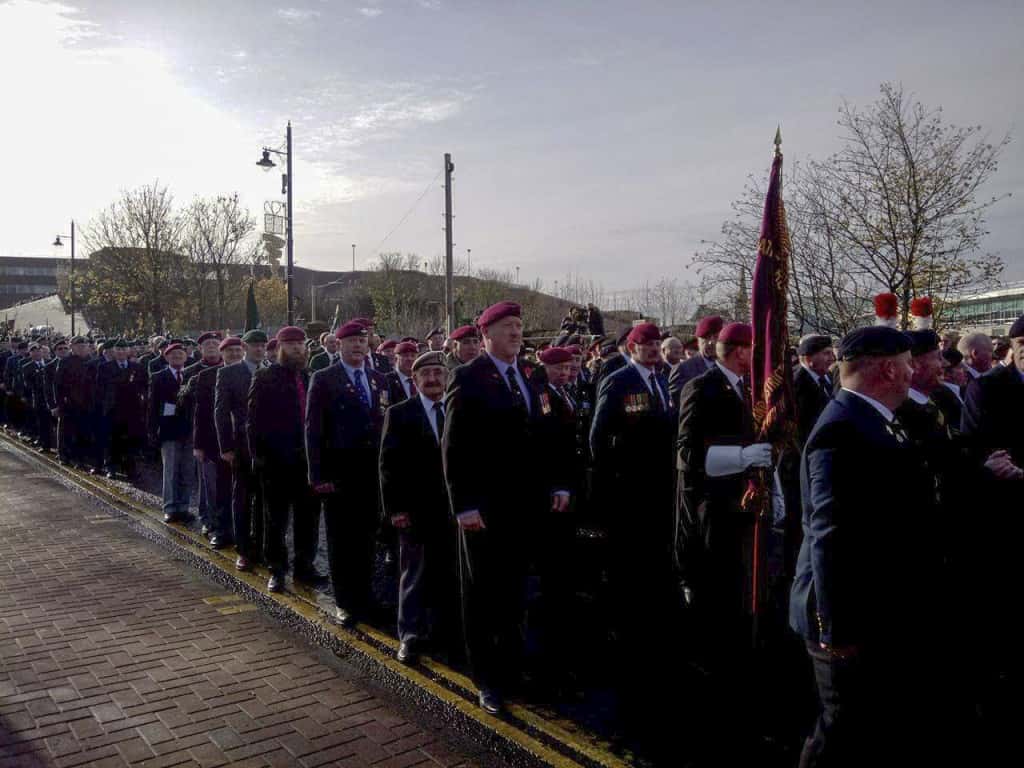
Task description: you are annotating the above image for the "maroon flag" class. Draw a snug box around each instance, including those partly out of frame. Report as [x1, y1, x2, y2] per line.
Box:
[744, 131, 797, 634]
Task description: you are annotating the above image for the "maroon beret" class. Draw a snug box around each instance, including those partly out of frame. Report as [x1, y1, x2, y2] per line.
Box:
[336, 321, 369, 340]
[627, 322, 662, 345]
[377, 339, 397, 352]
[395, 341, 418, 355]
[719, 322, 753, 347]
[276, 326, 306, 343]
[477, 301, 521, 328]
[266, 338, 279, 352]
[695, 315, 724, 339]
[218, 336, 242, 351]
[197, 331, 223, 345]
[163, 343, 185, 357]
[450, 325, 479, 341]
[539, 347, 573, 365]
[351, 317, 374, 328]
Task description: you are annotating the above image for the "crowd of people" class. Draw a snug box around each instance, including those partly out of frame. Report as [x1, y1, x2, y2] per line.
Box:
[1, 292, 1020, 766]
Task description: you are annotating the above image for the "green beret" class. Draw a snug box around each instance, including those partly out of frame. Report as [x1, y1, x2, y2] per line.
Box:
[114, 339, 130, 349]
[242, 329, 268, 344]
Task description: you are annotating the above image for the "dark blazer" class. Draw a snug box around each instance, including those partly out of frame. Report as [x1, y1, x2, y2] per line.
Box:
[147, 355, 168, 380]
[789, 390, 938, 647]
[248, 363, 309, 469]
[305, 363, 389, 486]
[930, 384, 963, 437]
[592, 351, 628, 395]
[369, 352, 393, 374]
[793, 365, 832, 447]
[309, 350, 335, 372]
[385, 370, 414, 406]
[668, 355, 715, 409]
[44, 357, 61, 411]
[962, 362, 1024, 469]
[534, 382, 581, 494]
[181, 363, 223, 455]
[379, 394, 449, 535]
[22, 360, 48, 410]
[443, 354, 559, 527]
[97, 360, 147, 429]
[215, 361, 254, 458]
[55, 355, 96, 413]
[148, 366, 190, 443]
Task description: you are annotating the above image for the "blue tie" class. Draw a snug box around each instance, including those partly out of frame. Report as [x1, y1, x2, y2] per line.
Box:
[353, 368, 370, 408]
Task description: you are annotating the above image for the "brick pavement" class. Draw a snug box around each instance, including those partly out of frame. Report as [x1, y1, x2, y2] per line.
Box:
[0, 446, 498, 768]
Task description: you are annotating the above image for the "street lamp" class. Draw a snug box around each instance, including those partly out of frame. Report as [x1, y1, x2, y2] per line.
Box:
[52, 220, 76, 335]
[255, 122, 294, 324]
[466, 248, 471, 277]
[351, 244, 356, 272]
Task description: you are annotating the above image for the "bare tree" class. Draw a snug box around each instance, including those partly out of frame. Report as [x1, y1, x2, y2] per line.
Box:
[81, 181, 186, 332]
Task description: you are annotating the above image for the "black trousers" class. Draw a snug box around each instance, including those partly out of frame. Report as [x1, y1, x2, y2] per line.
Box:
[397, 525, 459, 652]
[458, 522, 529, 692]
[33, 406, 53, 450]
[324, 486, 378, 616]
[231, 456, 262, 560]
[60, 409, 91, 465]
[263, 470, 319, 578]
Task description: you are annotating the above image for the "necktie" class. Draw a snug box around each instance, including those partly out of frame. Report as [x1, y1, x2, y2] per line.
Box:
[174, 369, 181, 386]
[820, 376, 831, 399]
[433, 401, 444, 443]
[295, 372, 307, 417]
[648, 372, 664, 411]
[407, 378, 418, 398]
[506, 366, 528, 413]
[560, 386, 575, 412]
[353, 369, 370, 408]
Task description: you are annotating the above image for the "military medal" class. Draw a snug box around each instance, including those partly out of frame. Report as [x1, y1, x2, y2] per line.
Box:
[539, 391, 552, 415]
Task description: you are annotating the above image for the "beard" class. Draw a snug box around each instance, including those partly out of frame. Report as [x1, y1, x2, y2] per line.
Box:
[279, 348, 308, 370]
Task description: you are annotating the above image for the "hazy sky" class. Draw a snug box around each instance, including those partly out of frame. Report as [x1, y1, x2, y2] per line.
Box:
[2, 0, 1022, 295]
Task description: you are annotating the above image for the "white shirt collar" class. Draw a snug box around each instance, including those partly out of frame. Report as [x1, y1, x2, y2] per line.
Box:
[715, 360, 743, 391]
[941, 380, 964, 402]
[486, 351, 518, 377]
[340, 358, 366, 379]
[842, 387, 895, 423]
[907, 387, 930, 405]
[419, 392, 443, 440]
[965, 364, 981, 379]
[244, 358, 258, 374]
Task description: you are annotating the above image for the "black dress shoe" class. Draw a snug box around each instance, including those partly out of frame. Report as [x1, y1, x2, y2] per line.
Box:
[200, 524, 210, 538]
[396, 640, 417, 664]
[209, 535, 230, 550]
[477, 688, 502, 715]
[235, 556, 251, 572]
[163, 512, 176, 523]
[334, 607, 355, 627]
[267, 574, 284, 593]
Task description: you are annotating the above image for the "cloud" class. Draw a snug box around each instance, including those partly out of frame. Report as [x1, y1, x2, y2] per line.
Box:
[416, 0, 442, 9]
[276, 7, 320, 23]
[359, 7, 383, 18]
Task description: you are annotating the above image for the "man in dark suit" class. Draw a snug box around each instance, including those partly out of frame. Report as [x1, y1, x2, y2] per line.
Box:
[385, 341, 419, 405]
[55, 337, 96, 469]
[590, 328, 630, 395]
[249, 327, 320, 592]
[96, 339, 146, 477]
[147, 339, 170, 379]
[216, 329, 267, 571]
[352, 317, 393, 373]
[22, 344, 51, 451]
[793, 334, 834, 448]
[307, 320, 389, 623]
[44, 339, 69, 462]
[791, 327, 949, 767]
[960, 315, 1024, 754]
[148, 343, 194, 523]
[379, 351, 457, 665]
[668, 315, 723, 409]
[932, 347, 965, 433]
[178, 332, 223, 536]
[308, 332, 340, 372]
[677, 322, 770, 670]
[443, 301, 570, 714]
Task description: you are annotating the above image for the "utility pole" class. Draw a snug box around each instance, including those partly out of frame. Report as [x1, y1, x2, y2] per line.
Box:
[443, 153, 455, 334]
[351, 243, 356, 271]
[69, 220, 76, 336]
[285, 122, 294, 325]
[466, 247, 471, 277]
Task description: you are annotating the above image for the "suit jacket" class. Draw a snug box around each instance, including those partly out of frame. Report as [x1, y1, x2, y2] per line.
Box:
[44, 357, 61, 410]
[592, 351, 628, 396]
[385, 370, 414, 406]
[147, 355, 168, 380]
[309, 350, 336, 372]
[97, 360, 146, 429]
[930, 384, 963, 436]
[793, 366, 832, 448]
[369, 352, 393, 374]
[248, 363, 309, 469]
[215, 361, 254, 458]
[961, 362, 1024, 470]
[535, 382, 583, 494]
[379, 394, 449, 536]
[180, 363, 223, 455]
[789, 390, 938, 647]
[55, 355, 96, 413]
[305, 363, 389, 485]
[22, 360, 48, 410]
[443, 354, 560, 528]
[668, 355, 715, 410]
[148, 367, 191, 443]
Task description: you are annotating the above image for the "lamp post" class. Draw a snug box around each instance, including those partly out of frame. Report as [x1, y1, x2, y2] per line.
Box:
[256, 122, 294, 324]
[52, 220, 76, 335]
[466, 248, 471, 277]
[351, 243, 356, 272]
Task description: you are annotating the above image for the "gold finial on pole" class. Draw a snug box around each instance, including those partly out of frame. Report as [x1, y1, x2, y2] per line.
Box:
[774, 125, 782, 156]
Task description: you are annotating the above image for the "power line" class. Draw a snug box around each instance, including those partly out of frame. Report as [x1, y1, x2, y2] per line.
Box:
[366, 169, 444, 263]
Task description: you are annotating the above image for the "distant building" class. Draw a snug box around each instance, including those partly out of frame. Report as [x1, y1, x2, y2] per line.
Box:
[0, 256, 72, 309]
[0, 293, 89, 337]
[946, 281, 1024, 336]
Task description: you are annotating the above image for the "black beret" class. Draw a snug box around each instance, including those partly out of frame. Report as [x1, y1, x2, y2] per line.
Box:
[114, 339, 130, 348]
[942, 348, 963, 366]
[242, 329, 268, 344]
[183, 337, 197, 345]
[157, 339, 170, 349]
[70, 336, 88, 345]
[28, 342, 40, 351]
[426, 327, 444, 339]
[16, 341, 29, 350]
[798, 334, 832, 357]
[906, 330, 940, 357]
[1010, 315, 1024, 339]
[837, 327, 911, 361]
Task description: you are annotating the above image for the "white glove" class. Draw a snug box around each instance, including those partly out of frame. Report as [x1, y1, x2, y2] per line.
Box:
[741, 443, 773, 469]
